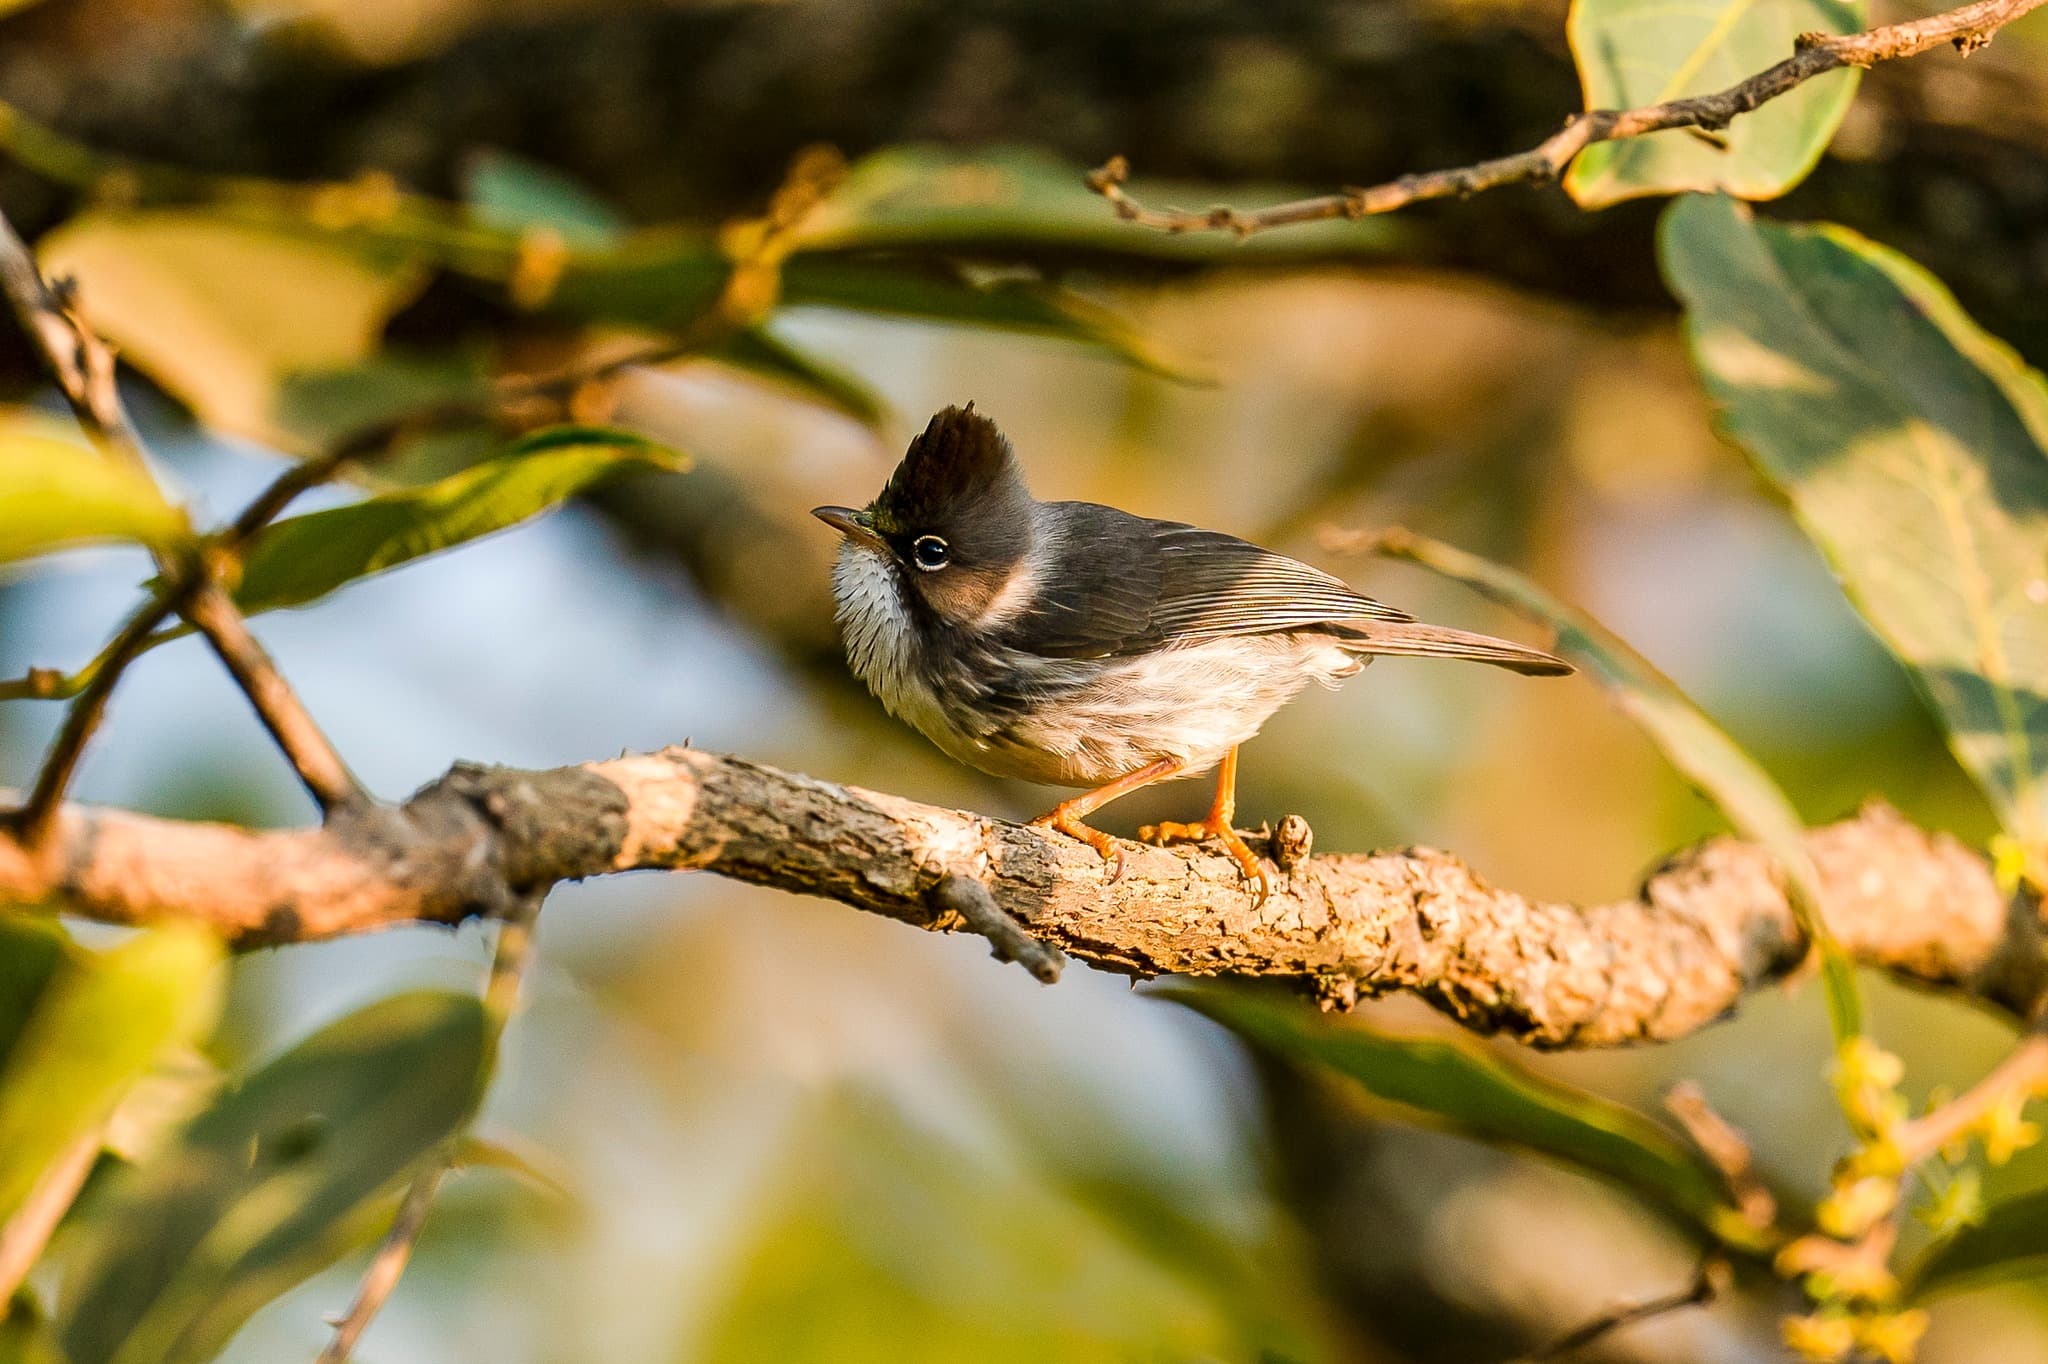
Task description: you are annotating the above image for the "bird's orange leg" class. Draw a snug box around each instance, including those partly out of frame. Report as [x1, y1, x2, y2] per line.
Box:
[1031, 756, 1183, 882]
[1139, 747, 1272, 905]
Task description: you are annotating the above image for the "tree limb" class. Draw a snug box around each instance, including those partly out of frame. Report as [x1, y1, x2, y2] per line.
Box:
[0, 747, 2038, 1049]
[1086, 0, 2048, 236]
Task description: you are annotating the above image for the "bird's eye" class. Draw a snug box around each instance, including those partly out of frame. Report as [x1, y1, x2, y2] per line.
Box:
[911, 535, 950, 571]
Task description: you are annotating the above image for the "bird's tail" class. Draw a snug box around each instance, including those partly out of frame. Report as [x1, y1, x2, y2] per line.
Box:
[1334, 622, 1573, 677]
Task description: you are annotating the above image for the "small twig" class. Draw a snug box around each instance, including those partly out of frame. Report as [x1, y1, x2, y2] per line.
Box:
[928, 874, 1065, 983]
[1666, 1082, 1777, 1229]
[316, 887, 546, 1364]
[10, 576, 202, 845]
[1893, 1028, 2048, 1165]
[1520, 1255, 1730, 1361]
[313, 1160, 447, 1364]
[1086, 0, 2047, 237]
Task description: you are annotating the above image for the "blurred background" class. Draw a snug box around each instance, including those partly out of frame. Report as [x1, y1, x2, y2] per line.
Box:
[2, 0, 2047, 1359]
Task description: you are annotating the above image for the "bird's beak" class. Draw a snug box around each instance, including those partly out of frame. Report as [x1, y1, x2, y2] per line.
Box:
[812, 505, 886, 550]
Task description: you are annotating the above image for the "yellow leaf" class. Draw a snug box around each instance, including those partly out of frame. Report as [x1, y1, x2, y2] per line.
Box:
[38, 212, 423, 446]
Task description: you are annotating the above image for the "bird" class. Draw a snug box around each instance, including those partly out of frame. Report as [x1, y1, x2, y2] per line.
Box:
[813, 404, 1571, 904]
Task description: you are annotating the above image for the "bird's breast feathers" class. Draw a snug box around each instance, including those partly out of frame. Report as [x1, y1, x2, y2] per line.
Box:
[831, 542, 1358, 786]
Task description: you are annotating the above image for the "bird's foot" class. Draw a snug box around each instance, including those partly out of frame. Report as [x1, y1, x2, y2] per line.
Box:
[1030, 807, 1125, 883]
[1138, 817, 1272, 907]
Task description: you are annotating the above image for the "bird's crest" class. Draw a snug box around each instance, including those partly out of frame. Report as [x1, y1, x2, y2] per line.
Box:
[873, 403, 1027, 533]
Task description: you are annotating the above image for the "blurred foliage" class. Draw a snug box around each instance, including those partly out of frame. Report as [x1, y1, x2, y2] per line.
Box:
[1178, 987, 1768, 1251]
[0, 925, 220, 1224]
[1664, 194, 2048, 857]
[696, 1090, 1333, 1363]
[0, 0, 2047, 1360]
[1914, 1185, 2048, 1299]
[0, 415, 183, 563]
[54, 992, 488, 1364]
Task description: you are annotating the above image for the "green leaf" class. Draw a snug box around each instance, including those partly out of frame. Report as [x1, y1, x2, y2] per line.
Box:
[461, 150, 628, 250]
[0, 920, 67, 1070]
[544, 234, 1196, 378]
[795, 145, 1403, 262]
[231, 426, 684, 614]
[1565, 0, 1865, 207]
[1178, 987, 1773, 1253]
[271, 352, 495, 453]
[0, 426, 185, 563]
[706, 328, 888, 431]
[1662, 194, 2048, 848]
[36, 212, 425, 444]
[56, 990, 489, 1364]
[1372, 528, 1861, 1040]
[780, 257, 1199, 380]
[1910, 1185, 2048, 1298]
[0, 928, 222, 1224]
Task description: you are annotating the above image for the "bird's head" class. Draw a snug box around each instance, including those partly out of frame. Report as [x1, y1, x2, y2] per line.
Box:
[813, 403, 1039, 628]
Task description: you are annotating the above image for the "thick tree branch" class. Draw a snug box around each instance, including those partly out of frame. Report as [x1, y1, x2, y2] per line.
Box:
[0, 747, 2039, 1049]
[1086, 0, 2048, 236]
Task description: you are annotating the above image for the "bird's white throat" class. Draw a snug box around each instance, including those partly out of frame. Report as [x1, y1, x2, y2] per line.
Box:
[830, 543, 925, 717]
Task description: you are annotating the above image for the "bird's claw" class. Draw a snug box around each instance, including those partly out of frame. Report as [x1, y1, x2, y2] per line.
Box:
[1031, 810, 1125, 884]
[1139, 817, 1273, 907]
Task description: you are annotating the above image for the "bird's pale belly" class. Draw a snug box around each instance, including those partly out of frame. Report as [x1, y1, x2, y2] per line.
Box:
[916, 634, 1363, 788]
[831, 541, 1363, 787]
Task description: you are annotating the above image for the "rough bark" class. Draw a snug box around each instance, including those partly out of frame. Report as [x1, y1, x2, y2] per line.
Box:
[2, 746, 2037, 1048]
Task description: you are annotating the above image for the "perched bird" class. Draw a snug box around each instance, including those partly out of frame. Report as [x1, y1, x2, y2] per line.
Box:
[814, 404, 1570, 903]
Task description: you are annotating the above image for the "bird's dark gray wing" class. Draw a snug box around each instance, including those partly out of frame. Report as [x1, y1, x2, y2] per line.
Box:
[1006, 502, 1410, 659]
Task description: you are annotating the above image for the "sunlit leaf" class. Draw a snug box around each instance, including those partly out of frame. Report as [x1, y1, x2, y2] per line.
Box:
[1662, 194, 2048, 849]
[231, 426, 684, 614]
[706, 328, 888, 431]
[462, 150, 628, 249]
[0, 427, 185, 564]
[1178, 987, 1772, 1252]
[56, 991, 489, 1364]
[0, 928, 222, 1224]
[1565, 0, 1864, 206]
[36, 212, 424, 443]
[1371, 528, 1860, 1040]
[1911, 1186, 2048, 1298]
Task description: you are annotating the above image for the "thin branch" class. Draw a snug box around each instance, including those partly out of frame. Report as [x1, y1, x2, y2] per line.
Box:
[1894, 1027, 2048, 1165]
[10, 574, 203, 845]
[1086, 0, 2048, 236]
[314, 1160, 447, 1364]
[1, 748, 2039, 1047]
[1665, 1082, 1777, 1230]
[316, 887, 545, 1364]
[180, 580, 360, 812]
[928, 874, 1065, 983]
[1520, 1256, 1730, 1361]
